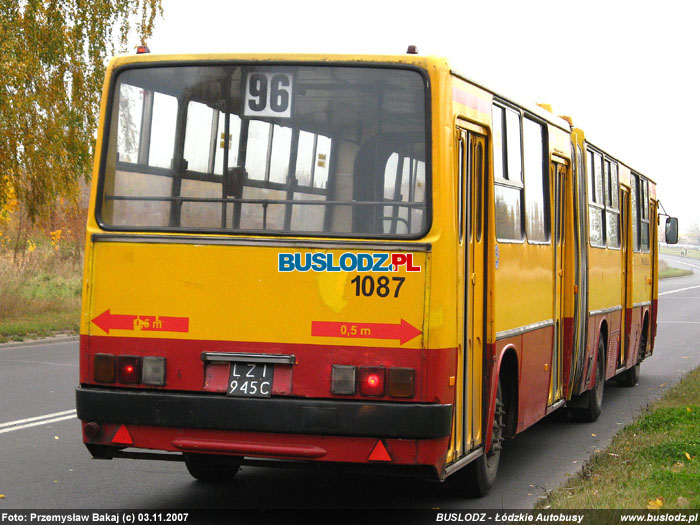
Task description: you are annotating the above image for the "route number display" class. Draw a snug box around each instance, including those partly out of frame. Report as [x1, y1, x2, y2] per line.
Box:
[244, 71, 294, 118]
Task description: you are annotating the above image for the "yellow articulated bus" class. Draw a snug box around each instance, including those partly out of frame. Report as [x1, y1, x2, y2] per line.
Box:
[76, 50, 678, 495]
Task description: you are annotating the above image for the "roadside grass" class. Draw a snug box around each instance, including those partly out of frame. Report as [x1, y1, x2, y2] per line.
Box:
[660, 246, 700, 260]
[0, 248, 82, 343]
[658, 259, 693, 280]
[535, 366, 700, 510]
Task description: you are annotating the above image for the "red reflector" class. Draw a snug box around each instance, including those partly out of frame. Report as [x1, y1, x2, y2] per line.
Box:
[368, 440, 391, 462]
[112, 425, 133, 445]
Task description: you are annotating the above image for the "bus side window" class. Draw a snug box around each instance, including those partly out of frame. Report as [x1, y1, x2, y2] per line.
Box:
[631, 173, 640, 252]
[522, 118, 548, 243]
[631, 173, 649, 252]
[493, 103, 524, 241]
[640, 178, 650, 252]
[605, 162, 620, 249]
[587, 151, 605, 247]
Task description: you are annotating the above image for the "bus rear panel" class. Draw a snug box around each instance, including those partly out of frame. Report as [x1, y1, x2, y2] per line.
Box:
[77, 57, 455, 477]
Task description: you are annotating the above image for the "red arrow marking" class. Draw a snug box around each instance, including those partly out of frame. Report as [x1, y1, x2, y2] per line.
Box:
[91, 309, 189, 335]
[91, 310, 136, 334]
[311, 319, 421, 345]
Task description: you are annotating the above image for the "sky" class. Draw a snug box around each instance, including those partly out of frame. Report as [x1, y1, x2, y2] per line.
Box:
[145, 0, 700, 234]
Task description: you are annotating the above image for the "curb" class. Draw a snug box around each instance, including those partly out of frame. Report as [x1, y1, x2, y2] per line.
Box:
[0, 334, 79, 350]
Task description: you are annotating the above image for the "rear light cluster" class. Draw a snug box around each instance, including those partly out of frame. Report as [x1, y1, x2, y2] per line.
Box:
[94, 354, 166, 386]
[331, 365, 414, 398]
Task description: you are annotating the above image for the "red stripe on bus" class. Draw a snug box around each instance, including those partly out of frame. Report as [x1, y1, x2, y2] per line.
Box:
[452, 87, 490, 114]
[80, 335, 457, 405]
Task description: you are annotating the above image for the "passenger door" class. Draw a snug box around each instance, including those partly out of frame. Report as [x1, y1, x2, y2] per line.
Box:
[549, 161, 567, 405]
[620, 188, 632, 366]
[453, 126, 487, 459]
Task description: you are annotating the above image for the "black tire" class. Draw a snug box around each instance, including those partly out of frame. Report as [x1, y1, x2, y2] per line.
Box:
[616, 362, 640, 387]
[617, 325, 646, 387]
[184, 453, 243, 482]
[449, 381, 505, 497]
[571, 336, 605, 422]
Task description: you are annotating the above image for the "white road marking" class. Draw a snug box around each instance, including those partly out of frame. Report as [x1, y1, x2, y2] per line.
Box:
[0, 409, 77, 434]
[0, 358, 77, 367]
[659, 284, 700, 296]
[660, 256, 700, 270]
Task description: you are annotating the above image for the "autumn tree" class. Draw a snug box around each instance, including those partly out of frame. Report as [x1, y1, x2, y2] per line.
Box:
[688, 221, 700, 245]
[0, 0, 162, 222]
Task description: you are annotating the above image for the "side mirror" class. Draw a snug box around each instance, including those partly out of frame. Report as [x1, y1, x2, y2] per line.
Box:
[665, 217, 679, 245]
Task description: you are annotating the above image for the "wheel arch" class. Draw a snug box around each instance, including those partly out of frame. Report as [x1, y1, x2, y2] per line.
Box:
[484, 345, 518, 453]
[640, 310, 650, 360]
[595, 318, 609, 382]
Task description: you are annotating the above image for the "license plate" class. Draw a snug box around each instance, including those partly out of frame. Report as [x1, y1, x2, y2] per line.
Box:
[227, 362, 273, 398]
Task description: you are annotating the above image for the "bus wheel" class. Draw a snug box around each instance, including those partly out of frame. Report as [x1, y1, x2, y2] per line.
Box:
[617, 327, 646, 387]
[572, 337, 605, 422]
[184, 453, 243, 482]
[616, 361, 640, 387]
[450, 381, 505, 497]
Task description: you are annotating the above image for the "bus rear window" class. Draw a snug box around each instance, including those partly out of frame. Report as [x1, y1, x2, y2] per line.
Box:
[99, 64, 429, 237]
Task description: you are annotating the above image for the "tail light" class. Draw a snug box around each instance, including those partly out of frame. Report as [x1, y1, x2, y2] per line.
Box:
[388, 367, 415, 397]
[331, 365, 415, 398]
[93, 354, 167, 386]
[359, 367, 385, 396]
[117, 356, 142, 384]
[331, 365, 356, 395]
[94, 354, 115, 383]
[142, 356, 167, 386]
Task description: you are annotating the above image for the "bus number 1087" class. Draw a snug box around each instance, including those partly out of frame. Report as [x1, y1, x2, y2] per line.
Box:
[350, 275, 405, 298]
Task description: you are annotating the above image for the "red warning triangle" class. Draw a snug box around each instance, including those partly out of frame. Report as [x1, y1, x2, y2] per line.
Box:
[112, 425, 134, 445]
[368, 440, 391, 462]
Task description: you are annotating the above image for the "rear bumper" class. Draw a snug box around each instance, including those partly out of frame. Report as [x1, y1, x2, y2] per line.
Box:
[75, 386, 452, 439]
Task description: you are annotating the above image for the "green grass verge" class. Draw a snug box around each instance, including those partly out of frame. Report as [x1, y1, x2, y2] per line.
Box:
[535, 366, 700, 509]
[0, 310, 79, 342]
[660, 246, 700, 260]
[659, 267, 693, 279]
[0, 251, 82, 343]
[658, 259, 693, 280]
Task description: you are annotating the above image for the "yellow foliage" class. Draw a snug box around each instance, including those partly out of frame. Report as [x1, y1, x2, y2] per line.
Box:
[0, 185, 18, 224]
[50, 229, 62, 251]
[647, 497, 664, 509]
[0, 0, 163, 222]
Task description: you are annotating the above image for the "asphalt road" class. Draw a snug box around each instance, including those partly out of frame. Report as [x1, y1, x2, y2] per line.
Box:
[0, 255, 698, 511]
